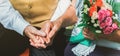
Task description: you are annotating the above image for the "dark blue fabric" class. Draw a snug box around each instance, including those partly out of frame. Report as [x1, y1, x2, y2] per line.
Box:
[64, 42, 120, 56]
[89, 46, 120, 56]
[64, 43, 77, 56]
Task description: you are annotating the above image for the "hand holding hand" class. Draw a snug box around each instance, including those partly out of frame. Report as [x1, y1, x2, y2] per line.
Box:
[24, 25, 47, 48]
[40, 20, 62, 46]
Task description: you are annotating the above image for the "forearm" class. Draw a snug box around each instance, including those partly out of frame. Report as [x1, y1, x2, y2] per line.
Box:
[99, 29, 120, 42]
[0, 0, 30, 35]
[58, 1, 77, 28]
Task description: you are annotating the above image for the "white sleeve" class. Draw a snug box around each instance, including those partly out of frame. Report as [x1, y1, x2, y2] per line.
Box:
[0, 0, 30, 35]
[50, 0, 71, 21]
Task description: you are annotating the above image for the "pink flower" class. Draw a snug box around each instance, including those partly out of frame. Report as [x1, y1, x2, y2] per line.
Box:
[98, 9, 111, 22]
[103, 26, 113, 34]
[98, 9, 106, 21]
[100, 22, 106, 29]
[112, 23, 118, 30]
[106, 9, 111, 17]
[104, 17, 112, 26]
[99, 17, 112, 29]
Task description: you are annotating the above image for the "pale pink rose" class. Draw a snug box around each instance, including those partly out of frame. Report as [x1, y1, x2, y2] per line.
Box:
[112, 23, 118, 30]
[98, 9, 106, 21]
[104, 17, 112, 26]
[103, 26, 113, 34]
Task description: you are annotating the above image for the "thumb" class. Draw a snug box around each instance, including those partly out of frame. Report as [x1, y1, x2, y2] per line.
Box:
[42, 22, 53, 34]
[35, 30, 46, 37]
[31, 26, 46, 37]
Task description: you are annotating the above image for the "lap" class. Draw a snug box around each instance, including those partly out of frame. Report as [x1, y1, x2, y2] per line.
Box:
[89, 46, 120, 56]
[0, 24, 29, 56]
[0, 24, 67, 56]
[30, 28, 67, 56]
[30, 46, 55, 56]
[64, 43, 77, 56]
[64, 42, 120, 56]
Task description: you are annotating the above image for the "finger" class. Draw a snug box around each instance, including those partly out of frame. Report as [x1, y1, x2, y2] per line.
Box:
[39, 36, 44, 44]
[44, 37, 51, 44]
[48, 26, 57, 39]
[83, 34, 95, 40]
[42, 22, 53, 44]
[47, 38, 54, 46]
[30, 39, 46, 48]
[82, 30, 88, 35]
[33, 30, 46, 37]
[42, 22, 52, 34]
[37, 44, 47, 48]
[46, 26, 57, 44]
[83, 28, 88, 33]
[28, 32, 38, 43]
[30, 39, 38, 48]
[26, 26, 46, 37]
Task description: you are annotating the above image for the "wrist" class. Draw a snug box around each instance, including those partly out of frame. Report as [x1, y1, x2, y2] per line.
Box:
[23, 25, 31, 36]
[54, 17, 63, 28]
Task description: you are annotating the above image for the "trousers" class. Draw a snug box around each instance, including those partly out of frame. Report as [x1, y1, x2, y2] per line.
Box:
[0, 23, 67, 56]
[64, 43, 120, 56]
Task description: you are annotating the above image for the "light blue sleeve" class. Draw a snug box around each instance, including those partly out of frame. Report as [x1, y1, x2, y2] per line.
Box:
[0, 0, 30, 35]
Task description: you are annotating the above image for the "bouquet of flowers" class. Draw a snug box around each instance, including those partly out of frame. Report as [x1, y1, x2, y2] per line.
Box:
[78, 0, 120, 35]
[70, 0, 120, 46]
[70, 0, 120, 56]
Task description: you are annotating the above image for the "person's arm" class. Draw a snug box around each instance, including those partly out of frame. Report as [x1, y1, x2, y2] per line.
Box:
[98, 29, 120, 42]
[42, 0, 78, 45]
[82, 27, 120, 42]
[0, 0, 47, 48]
[0, 0, 29, 35]
[29, 0, 78, 47]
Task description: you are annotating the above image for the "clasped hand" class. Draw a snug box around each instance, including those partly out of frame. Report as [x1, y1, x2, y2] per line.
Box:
[24, 21, 60, 49]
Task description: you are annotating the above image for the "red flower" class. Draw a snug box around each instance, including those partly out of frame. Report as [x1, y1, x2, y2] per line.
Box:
[89, 4, 97, 16]
[95, 0, 103, 7]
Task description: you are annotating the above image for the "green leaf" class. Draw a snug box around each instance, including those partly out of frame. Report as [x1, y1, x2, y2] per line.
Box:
[114, 19, 120, 28]
[84, 0, 91, 7]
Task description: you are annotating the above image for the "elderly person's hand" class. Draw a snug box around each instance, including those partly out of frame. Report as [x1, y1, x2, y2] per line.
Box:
[24, 25, 47, 48]
[40, 21, 57, 46]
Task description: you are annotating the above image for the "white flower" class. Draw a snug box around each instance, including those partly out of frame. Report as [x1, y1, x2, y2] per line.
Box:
[87, 22, 90, 24]
[113, 14, 119, 19]
[84, 4, 88, 8]
[93, 23, 99, 27]
[95, 30, 102, 33]
[91, 11, 98, 20]
[83, 4, 89, 14]
[91, 19, 95, 23]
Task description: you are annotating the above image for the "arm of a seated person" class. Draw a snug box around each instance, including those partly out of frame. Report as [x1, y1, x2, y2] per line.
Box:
[0, 0, 29, 35]
[98, 29, 120, 43]
[0, 0, 47, 48]
[83, 28, 120, 43]
[41, 0, 78, 45]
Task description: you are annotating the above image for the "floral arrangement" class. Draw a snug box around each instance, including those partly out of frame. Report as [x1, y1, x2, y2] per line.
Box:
[78, 0, 120, 35]
[70, 0, 120, 46]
